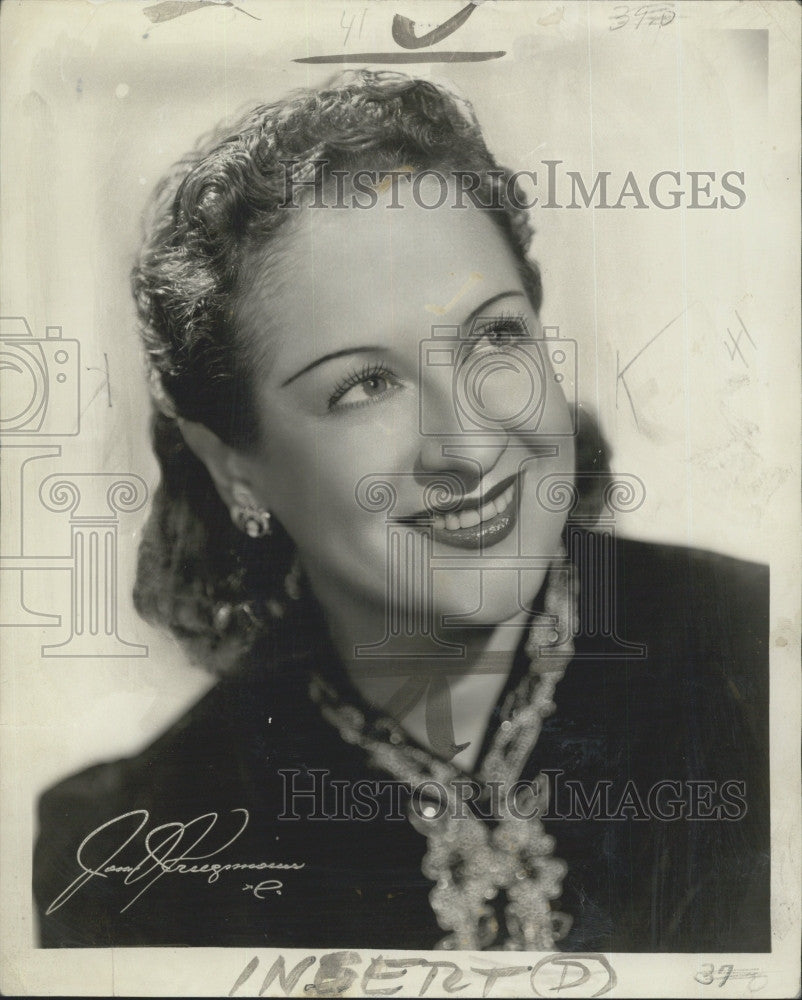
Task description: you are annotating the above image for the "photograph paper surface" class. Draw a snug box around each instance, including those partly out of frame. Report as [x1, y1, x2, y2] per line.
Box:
[1, 1, 800, 996]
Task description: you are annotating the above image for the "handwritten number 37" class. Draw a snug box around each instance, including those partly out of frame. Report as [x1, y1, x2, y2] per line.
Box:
[695, 964, 734, 987]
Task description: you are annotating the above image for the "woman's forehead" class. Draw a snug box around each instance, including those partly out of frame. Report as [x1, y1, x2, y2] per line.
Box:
[243, 197, 525, 367]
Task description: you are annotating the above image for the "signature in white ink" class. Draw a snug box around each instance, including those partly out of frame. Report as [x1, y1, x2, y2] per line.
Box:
[243, 879, 283, 899]
[45, 809, 305, 916]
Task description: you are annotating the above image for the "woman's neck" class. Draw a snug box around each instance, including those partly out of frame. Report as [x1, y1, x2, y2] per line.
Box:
[311, 583, 533, 772]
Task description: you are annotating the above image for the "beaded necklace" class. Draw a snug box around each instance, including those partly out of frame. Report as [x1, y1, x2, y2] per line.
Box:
[309, 549, 578, 951]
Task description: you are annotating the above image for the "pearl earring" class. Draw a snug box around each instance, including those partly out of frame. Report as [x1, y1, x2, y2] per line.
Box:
[231, 488, 272, 539]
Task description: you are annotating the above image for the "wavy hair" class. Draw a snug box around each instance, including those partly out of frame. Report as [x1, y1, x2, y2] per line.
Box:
[131, 69, 606, 675]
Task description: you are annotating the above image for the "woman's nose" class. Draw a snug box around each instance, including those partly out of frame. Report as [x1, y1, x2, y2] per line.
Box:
[415, 439, 506, 502]
[415, 373, 509, 483]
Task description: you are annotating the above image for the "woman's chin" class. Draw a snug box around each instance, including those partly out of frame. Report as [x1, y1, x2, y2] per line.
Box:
[430, 565, 550, 633]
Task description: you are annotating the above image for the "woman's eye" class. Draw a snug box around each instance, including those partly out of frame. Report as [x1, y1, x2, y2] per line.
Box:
[328, 366, 402, 411]
[471, 315, 530, 352]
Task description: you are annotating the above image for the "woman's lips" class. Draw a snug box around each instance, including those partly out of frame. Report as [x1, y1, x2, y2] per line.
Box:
[429, 473, 522, 550]
[432, 481, 515, 530]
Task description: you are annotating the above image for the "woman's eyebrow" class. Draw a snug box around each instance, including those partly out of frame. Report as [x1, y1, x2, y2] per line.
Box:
[462, 290, 526, 328]
[281, 346, 384, 387]
[279, 291, 526, 388]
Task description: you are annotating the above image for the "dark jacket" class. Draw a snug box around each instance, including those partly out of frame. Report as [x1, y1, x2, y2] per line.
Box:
[33, 533, 770, 951]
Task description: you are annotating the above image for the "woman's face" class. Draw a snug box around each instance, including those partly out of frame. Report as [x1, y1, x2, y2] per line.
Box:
[234, 183, 575, 645]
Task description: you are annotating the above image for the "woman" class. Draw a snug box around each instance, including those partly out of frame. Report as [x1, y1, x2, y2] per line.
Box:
[34, 71, 769, 952]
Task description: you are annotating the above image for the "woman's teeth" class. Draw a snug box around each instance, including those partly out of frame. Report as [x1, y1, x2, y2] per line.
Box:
[432, 484, 515, 531]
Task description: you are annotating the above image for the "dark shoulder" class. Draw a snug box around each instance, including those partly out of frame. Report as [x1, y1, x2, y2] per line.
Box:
[610, 531, 768, 605]
[616, 533, 768, 679]
[35, 658, 301, 821]
[587, 530, 769, 658]
[565, 530, 769, 750]
[605, 537, 770, 950]
[38, 676, 241, 805]
[32, 666, 298, 945]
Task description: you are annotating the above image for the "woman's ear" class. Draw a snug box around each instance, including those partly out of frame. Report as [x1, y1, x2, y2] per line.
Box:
[177, 418, 250, 511]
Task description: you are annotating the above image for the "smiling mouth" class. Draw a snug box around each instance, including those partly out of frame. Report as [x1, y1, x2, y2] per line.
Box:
[396, 472, 522, 550]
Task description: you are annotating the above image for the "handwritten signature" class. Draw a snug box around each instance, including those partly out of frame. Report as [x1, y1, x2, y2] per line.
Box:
[45, 809, 304, 915]
[243, 880, 283, 899]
